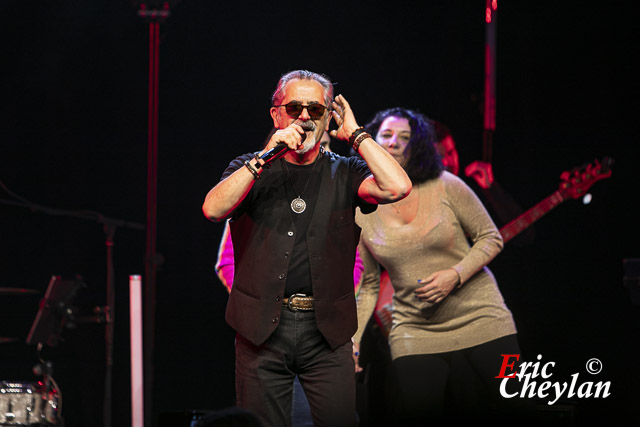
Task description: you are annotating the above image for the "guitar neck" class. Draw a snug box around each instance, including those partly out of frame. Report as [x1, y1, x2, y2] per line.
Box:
[499, 189, 565, 243]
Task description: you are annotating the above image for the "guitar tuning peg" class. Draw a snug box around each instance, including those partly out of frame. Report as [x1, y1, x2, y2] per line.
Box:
[601, 156, 614, 172]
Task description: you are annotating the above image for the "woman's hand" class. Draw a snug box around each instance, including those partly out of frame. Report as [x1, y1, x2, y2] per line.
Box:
[414, 269, 460, 304]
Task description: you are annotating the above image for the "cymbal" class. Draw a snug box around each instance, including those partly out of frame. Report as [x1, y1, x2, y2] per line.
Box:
[0, 287, 40, 296]
[0, 337, 19, 344]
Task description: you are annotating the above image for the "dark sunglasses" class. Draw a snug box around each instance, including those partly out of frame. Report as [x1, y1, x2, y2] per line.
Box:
[274, 102, 328, 120]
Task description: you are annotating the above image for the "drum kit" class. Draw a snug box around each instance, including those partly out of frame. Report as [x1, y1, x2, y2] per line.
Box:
[0, 287, 60, 427]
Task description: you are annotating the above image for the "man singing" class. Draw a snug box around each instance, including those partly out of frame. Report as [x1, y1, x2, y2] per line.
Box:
[202, 70, 411, 426]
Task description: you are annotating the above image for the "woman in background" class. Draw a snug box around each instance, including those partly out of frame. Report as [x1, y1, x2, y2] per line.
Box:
[353, 107, 525, 425]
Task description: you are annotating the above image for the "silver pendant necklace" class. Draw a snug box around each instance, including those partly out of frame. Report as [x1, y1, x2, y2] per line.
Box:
[291, 197, 307, 214]
[282, 148, 322, 214]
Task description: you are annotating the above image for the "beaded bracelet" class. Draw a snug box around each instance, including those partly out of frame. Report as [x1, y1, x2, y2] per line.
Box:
[244, 160, 261, 180]
[352, 132, 371, 152]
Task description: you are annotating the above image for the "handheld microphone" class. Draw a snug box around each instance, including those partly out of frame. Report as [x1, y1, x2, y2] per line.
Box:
[258, 142, 292, 165]
[258, 122, 314, 167]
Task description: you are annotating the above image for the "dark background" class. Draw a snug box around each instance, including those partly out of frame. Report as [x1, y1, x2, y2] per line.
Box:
[1, 1, 638, 426]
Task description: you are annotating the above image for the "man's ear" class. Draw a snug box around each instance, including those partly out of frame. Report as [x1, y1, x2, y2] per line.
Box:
[270, 107, 279, 128]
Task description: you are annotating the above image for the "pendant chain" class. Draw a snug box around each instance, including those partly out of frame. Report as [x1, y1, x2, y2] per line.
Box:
[281, 147, 322, 214]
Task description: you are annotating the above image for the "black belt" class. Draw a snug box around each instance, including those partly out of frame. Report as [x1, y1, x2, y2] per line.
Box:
[282, 293, 314, 312]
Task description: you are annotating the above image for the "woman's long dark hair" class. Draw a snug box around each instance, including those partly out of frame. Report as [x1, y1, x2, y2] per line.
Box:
[364, 107, 443, 184]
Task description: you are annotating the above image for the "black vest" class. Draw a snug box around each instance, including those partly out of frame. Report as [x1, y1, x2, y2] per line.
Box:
[224, 150, 372, 349]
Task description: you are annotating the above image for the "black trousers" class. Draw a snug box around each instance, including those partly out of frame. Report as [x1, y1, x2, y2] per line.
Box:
[235, 308, 357, 427]
[391, 334, 535, 426]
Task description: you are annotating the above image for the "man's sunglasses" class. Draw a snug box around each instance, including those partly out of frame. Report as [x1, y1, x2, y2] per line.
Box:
[274, 102, 329, 120]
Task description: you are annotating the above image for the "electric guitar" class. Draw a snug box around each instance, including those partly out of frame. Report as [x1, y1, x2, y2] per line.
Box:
[372, 157, 614, 337]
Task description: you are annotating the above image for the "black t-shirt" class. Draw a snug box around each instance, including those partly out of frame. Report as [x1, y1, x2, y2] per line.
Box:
[281, 158, 323, 296]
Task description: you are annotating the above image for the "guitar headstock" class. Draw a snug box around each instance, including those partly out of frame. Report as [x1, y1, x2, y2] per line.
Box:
[559, 157, 613, 199]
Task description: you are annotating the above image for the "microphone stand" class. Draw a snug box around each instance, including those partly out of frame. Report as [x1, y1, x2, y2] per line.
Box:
[103, 223, 116, 427]
[94, 216, 145, 427]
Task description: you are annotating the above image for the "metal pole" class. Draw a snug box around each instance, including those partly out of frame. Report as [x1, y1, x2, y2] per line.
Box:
[145, 17, 159, 427]
[103, 225, 116, 427]
[130, 275, 145, 427]
[138, 3, 170, 426]
[483, 0, 498, 163]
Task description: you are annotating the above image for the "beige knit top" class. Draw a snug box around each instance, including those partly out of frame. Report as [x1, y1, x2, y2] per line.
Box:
[354, 172, 517, 359]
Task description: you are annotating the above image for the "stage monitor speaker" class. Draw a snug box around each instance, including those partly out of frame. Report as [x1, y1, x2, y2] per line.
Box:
[157, 410, 211, 427]
[158, 408, 263, 427]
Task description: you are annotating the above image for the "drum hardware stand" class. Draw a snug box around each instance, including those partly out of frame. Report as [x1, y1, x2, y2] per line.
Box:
[32, 343, 63, 426]
[24, 276, 84, 426]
